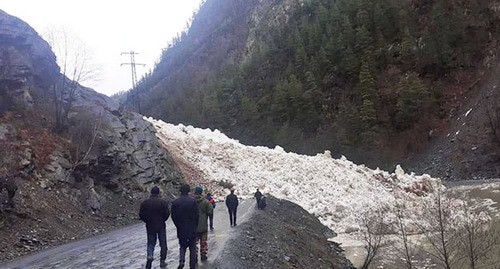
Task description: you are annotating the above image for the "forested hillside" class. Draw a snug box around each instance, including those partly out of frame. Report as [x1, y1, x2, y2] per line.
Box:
[123, 0, 500, 169]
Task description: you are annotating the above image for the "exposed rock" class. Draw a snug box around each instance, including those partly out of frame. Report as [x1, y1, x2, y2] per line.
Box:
[0, 124, 10, 140]
[0, 7, 184, 191]
[0, 10, 59, 114]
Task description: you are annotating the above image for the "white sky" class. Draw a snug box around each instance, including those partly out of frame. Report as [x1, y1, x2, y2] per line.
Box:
[0, 0, 202, 96]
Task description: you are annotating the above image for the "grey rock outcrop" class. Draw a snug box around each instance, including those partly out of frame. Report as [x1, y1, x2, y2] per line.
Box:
[0, 9, 59, 113]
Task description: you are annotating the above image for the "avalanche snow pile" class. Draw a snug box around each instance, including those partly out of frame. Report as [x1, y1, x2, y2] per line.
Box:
[146, 117, 444, 234]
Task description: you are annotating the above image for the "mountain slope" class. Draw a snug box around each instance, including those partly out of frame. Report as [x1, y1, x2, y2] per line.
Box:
[403, 63, 500, 180]
[126, 0, 500, 176]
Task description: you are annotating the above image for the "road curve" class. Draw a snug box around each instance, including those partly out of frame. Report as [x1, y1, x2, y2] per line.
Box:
[0, 199, 255, 269]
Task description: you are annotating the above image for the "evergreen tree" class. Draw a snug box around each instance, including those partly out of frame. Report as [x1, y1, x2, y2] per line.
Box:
[359, 60, 376, 101]
[358, 60, 378, 143]
[394, 73, 428, 130]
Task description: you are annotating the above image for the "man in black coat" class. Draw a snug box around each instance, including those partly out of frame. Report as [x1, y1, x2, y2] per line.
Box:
[225, 189, 239, 226]
[254, 189, 263, 209]
[139, 186, 170, 269]
[171, 184, 199, 269]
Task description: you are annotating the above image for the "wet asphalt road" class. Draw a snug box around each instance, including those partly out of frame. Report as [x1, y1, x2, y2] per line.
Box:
[0, 199, 254, 269]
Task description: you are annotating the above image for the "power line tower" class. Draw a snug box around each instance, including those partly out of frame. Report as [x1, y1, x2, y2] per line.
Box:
[121, 51, 145, 113]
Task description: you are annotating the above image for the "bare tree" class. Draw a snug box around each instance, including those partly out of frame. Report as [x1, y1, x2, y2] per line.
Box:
[43, 26, 101, 132]
[358, 206, 391, 269]
[392, 202, 416, 269]
[67, 109, 106, 181]
[417, 191, 463, 269]
[457, 203, 500, 269]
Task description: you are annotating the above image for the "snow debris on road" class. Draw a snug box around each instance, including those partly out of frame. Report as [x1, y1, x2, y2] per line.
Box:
[146, 117, 444, 234]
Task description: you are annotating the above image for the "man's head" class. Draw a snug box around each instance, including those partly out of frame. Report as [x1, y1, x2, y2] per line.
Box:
[180, 184, 190, 195]
[151, 186, 160, 195]
[194, 186, 203, 195]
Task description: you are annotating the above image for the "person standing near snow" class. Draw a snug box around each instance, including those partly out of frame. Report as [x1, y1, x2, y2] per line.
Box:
[194, 185, 213, 261]
[172, 184, 199, 269]
[139, 186, 170, 269]
[258, 196, 267, 210]
[206, 192, 216, 230]
[225, 189, 239, 226]
[254, 189, 263, 209]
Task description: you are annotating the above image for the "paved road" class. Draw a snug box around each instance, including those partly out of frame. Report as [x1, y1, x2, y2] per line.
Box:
[0, 199, 254, 269]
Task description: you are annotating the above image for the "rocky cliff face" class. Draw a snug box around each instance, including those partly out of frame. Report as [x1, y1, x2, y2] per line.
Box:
[0, 7, 182, 206]
[0, 9, 182, 261]
[0, 10, 59, 113]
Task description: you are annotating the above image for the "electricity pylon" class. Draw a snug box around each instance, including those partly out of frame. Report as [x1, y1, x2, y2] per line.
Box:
[121, 51, 145, 113]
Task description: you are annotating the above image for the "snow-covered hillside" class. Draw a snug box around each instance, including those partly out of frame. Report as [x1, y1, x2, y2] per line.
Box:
[146, 117, 444, 234]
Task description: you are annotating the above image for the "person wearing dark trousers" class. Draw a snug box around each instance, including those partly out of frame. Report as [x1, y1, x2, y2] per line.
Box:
[206, 192, 216, 230]
[225, 189, 239, 226]
[172, 184, 199, 269]
[139, 186, 170, 269]
[254, 189, 263, 209]
[194, 186, 213, 262]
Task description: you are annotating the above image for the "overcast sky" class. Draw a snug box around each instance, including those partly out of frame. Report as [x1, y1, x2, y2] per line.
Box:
[1, 0, 203, 96]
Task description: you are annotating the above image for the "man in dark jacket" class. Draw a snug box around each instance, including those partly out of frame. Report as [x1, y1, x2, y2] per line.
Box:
[139, 186, 170, 269]
[172, 184, 199, 269]
[254, 189, 263, 209]
[225, 189, 239, 226]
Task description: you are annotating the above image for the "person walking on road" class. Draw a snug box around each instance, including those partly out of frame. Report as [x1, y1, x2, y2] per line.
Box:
[206, 192, 216, 230]
[139, 186, 170, 269]
[225, 189, 239, 226]
[254, 188, 263, 209]
[172, 184, 199, 269]
[194, 186, 213, 262]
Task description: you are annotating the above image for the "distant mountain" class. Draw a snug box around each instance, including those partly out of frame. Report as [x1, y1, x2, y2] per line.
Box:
[124, 0, 500, 177]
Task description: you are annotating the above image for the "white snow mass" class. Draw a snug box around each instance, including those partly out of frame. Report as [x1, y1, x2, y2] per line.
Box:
[146, 117, 444, 234]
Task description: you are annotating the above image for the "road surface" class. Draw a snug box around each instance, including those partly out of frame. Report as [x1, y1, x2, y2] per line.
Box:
[0, 199, 255, 269]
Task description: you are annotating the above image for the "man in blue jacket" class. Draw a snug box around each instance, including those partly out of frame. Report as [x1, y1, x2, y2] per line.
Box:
[172, 184, 199, 269]
[139, 186, 170, 269]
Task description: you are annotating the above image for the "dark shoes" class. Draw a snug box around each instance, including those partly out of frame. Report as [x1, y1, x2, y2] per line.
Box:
[146, 257, 153, 269]
[201, 254, 208, 261]
[210, 226, 214, 230]
[177, 263, 184, 269]
[160, 259, 167, 268]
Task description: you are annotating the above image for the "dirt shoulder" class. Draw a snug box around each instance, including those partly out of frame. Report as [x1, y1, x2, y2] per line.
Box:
[0, 178, 151, 263]
[211, 196, 354, 269]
